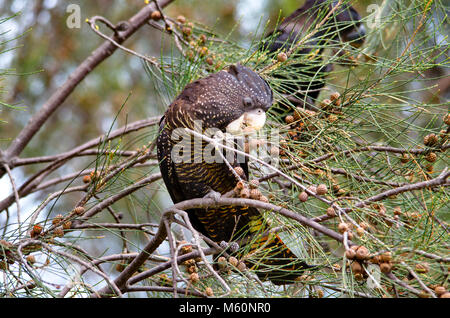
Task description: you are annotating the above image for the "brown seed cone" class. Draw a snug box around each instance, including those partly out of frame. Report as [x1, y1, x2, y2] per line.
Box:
[380, 262, 392, 273]
[62, 221, 72, 230]
[82, 175, 91, 183]
[400, 153, 410, 163]
[443, 113, 450, 126]
[73, 206, 85, 215]
[32, 224, 43, 235]
[332, 184, 340, 192]
[187, 265, 198, 274]
[217, 256, 227, 269]
[180, 243, 193, 255]
[307, 185, 317, 194]
[327, 114, 338, 123]
[293, 108, 303, 121]
[338, 222, 348, 233]
[237, 261, 247, 272]
[199, 34, 207, 44]
[26, 255, 36, 264]
[347, 231, 354, 240]
[298, 191, 308, 202]
[356, 227, 365, 237]
[316, 184, 327, 195]
[205, 287, 214, 297]
[345, 249, 356, 260]
[434, 286, 446, 296]
[115, 262, 127, 272]
[52, 214, 63, 225]
[285, 115, 294, 124]
[157, 273, 173, 287]
[380, 252, 392, 263]
[370, 255, 381, 265]
[150, 11, 161, 20]
[228, 256, 239, 267]
[235, 180, 245, 190]
[305, 110, 317, 117]
[277, 52, 287, 62]
[355, 246, 369, 261]
[423, 133, 438, 146]
[425, 152, 437, 163]
[288, 131, 297, 138]
[259, 195, 269, 203]
[359, 222, 369, 230]
[189, 272, 199, 283]
[53, 227, 64, 238]
[326, 207, 336, 217]
[351, 261, 363, 274]
[393, 206, 402, 215]
[320, 99, 332, 110]
[440, 292, 450, 298]
[186, 50, 195, 61]
[182, 26, 192, 36]
[90, 171, 100, 180]
[199, 46, 208, 57]
[317, 289, 324, 298]
[330, 92, 341, 106]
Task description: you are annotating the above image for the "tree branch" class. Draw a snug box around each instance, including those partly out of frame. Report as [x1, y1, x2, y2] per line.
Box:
[0, 0, 173, 176]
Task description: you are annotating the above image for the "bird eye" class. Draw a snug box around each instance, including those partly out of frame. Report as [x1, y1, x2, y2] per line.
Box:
[243, 97, 253, 108]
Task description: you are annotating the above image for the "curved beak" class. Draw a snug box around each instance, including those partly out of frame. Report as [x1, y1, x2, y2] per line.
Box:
[226, 108, 266, 135]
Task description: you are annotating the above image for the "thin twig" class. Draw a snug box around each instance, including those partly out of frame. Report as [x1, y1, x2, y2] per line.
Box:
[0, 0, 174, 175]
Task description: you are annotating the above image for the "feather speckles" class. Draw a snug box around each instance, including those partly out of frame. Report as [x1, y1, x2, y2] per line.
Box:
[156, 64, 312, 284]
[164, 64, 273, 131]
[157, 64, 273, 242]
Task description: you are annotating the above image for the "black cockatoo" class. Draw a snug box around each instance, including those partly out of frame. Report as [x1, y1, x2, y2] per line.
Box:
[157, 64, 312, 284]
[262, 0, 366, 112]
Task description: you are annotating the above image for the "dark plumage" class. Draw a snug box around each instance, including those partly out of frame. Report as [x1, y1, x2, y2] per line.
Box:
[262, 0, 366, 112]
[157, 64, 312, 284]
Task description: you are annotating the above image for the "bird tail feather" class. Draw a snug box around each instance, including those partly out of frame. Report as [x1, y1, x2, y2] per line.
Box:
[239, 216, 313, 285]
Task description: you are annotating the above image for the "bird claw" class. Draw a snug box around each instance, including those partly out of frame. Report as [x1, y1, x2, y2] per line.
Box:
[204, 190, 221, 202]
[218, 241, 239, 252]
[219, 241, 228, 249]
[229, 242, 239, 252]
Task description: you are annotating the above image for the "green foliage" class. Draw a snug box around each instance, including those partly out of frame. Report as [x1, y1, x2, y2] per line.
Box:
[0, 13, 27, 130]
[0, 0, 448, 298]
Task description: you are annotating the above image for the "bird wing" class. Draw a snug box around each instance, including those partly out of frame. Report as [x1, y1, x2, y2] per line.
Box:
[157, 115, 185, 204]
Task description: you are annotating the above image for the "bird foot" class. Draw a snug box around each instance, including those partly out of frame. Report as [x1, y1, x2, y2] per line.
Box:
[229, 242, 239, 252]
[219, 241, 228, 249]
[219, 241, 239, 252]
[204, 190, 221, 202]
